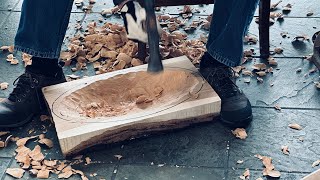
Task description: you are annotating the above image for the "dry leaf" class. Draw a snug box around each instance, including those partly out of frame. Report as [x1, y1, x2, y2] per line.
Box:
[270, 0, 282, 10]
[0, 141, 4, 148]
[38, 138, 53, 148]
[274, 47, 283, 54]
[131, 58, 143, 66]
[232, 128, 247, 140]
[29, 169, 39, 176]
[43, 160, 57, 167]
[6, 168, 25, 179]
[265, 169, 281, 178]
[268, 57, 278, 66]
[288, 123, 302, 130]
[281, 145, 289, 155]
[239, 168, 250, 180]
[58, 169, 73, 178]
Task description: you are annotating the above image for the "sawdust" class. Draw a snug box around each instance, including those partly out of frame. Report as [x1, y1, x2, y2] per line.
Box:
[61, 70, 200, 118]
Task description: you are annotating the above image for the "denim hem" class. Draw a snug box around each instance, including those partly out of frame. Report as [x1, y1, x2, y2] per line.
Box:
[14, 45, 59, 59]
[207, 48, 239, 67]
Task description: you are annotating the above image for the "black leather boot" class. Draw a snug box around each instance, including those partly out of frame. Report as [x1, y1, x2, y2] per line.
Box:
[0, 68, 66, 128]
[199, 53, 253, 128]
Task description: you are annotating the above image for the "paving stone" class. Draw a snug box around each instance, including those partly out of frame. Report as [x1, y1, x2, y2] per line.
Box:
[116, 165, 225, 180]
[0, 0, 19, 11]
[117, 121, 231, 167]
[228, 168, 309, 180]
[0, 11, 10, 27]
[246, 18, 320, 58]
[236, 57, 320, 109]
[228, 108, 320, 173]
[0, 157, 11, 179]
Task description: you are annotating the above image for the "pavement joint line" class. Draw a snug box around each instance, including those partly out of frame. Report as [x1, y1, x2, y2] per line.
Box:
[252, 106, 320, 111]
[228, 167, 312, 174]
[0, 157, 14, 180]
[115, 163, 226, 169]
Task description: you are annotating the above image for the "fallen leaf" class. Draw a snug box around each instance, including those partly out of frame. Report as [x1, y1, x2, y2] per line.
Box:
[256, 71, 266, 77]
[232, 128, 247, 140]
[281, 145, 290, 155]
[6, 168, 25, 179]
[274, 47, 283, 54]
[270, 0, 282, 10]
[265, 169, 281, 178]
[0, 141, 4, 148]
[288, 123, 302, 130]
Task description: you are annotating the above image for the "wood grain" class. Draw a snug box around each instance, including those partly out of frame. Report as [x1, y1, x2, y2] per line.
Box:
[43, 56, 221, 156]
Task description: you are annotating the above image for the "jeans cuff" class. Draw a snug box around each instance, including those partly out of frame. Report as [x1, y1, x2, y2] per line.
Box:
[14, 45, 59, 59]
[207, 48, 240, 67]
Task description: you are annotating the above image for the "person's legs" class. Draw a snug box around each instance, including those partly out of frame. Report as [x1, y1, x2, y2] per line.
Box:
[0, 0, 74, 128]
[207, 0, 259, 67]
[200, 0, 259, 127]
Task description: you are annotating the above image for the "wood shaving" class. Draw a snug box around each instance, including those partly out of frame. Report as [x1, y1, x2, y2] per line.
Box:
[255, 154, 281, 178]
[232, 128, 247, 140]
[288, 123, 302, 130]
[16, 136, 38, 147]
[270, 0, 282, 10]
[6, 168, 25, 179]
[114, 155, 123, 160]
[274, 104, 281, 111]
[28, 145, 45, 162]
[312, 160, 320, 167]
[274, 47, 283, 54]
[252, 63, 267, 70]
[281, 145, 290, 155]
[268, 57, 278, 66]
[239, 168, 250, 180]
[37, 168, 50, 179]
[85, 157, 91, 164]
[0, 82, 9, 90]
[256, 71, 266, 77]
[38, 138, 54, 148]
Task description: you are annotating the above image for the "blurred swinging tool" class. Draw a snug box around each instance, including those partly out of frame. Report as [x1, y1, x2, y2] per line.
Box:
[114, 0, 164, 73]
[311, 31, 320, 70]
[143, 0, 163, 73]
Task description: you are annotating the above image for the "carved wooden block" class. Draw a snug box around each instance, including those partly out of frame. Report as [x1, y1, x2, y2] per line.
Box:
[43, 56, 221, 156]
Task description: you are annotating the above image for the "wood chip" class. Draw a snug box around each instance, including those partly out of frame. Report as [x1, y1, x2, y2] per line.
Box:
[85, 157, 92, 164]
[37, 169, 50, 179]
[239, 168, 250, 180]
[6, 168, 25, 179]
[312, 160, 320, 167]
[232, 128, 247, 140]
[252, 63, 267, 70]
[0, 82, 9, 90]
[281, 145, 289, 155]
[0, 131, 9, 136]
[288, 123, 302, 130]
[28, 145, 45, 162]
[256, 71, 266, 77]
[274, 104, 281, 111]
[0, 141, 5, 148]
[16, 136, 38, 147]
[38, 138, 53, 148]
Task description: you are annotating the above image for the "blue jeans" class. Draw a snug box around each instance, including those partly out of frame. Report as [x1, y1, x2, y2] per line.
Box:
[14, 0, 258, 67]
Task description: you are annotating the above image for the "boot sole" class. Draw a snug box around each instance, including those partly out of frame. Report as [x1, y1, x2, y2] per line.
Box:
[220, 115, 253, 128]
[0, 114, 34, 128]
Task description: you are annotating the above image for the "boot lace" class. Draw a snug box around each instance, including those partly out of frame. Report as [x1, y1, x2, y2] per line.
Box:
[8, 73, 39, 102]
[206, 66, 241, 98]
